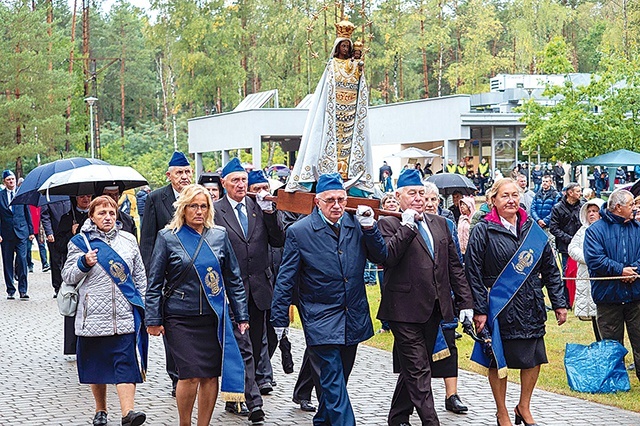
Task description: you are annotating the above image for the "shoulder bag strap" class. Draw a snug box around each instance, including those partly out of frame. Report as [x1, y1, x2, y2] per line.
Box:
[163, 231, 206, 299]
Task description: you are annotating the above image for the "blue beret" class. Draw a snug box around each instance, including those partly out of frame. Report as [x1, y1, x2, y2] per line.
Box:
[397, 169, 423, 188]
[221, 158, 246, 178]
[2, 170, 14, 180]
[168, 151, 190, 167]
[248, 170, 269, 187]
[316, 173, 344, 194]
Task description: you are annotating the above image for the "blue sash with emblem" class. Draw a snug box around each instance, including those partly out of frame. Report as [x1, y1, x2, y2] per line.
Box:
[176, 225, 245, 401]
[470, 222, 547, 378]
[71, 233, 148, 379]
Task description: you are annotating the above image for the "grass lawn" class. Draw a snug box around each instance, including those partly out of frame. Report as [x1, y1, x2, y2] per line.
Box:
[292, 285, 640, 412]
[363, 285, 640, 412]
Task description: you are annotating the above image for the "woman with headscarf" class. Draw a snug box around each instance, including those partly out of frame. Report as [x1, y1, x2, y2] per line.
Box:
[568, 198, 606, 341]
[457, 196, 476, 255]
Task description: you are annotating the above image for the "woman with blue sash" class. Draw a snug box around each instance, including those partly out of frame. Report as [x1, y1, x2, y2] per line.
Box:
[145, 184, 248, 426]
[465, 178, 568, 426]
[61, 196, 147, 426]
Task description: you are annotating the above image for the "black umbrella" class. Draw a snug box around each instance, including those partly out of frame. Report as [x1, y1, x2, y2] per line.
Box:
[426, 173, 477, 196]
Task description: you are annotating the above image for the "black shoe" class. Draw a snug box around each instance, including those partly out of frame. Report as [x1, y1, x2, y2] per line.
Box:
[259, 383, 273, 395]
[7, 294, 15, 300]
[19, 293, 29, 300]
[121, 410, 146, 426]
[514, 405, 538, 426]
[271, 380, 277, 387]
[445, 394, 468, 414]
[42, 265, 51, 272]
[93, 411, 108, 426]
[28, 266, 34, 273]
[225, 401, 249, 416]
[248, 407, 265, 425]
[294, 398, 316, 412]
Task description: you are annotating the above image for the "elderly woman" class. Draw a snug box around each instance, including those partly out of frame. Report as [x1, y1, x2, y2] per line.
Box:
[145, 184, 248, 426]
[465, 178, 567, 426]
[62, 195, 147, 426]
[568, 198, 605, 341]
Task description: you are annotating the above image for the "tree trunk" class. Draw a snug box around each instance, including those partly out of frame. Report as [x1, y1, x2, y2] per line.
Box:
[65, 0, 77, 150]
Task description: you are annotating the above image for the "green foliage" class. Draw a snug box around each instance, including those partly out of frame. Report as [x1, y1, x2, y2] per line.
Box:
[537, 36, 575, 74]
[519, 55, 640, 162]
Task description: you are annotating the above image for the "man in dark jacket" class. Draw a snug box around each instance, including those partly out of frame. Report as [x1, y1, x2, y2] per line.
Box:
[553, 161, 565, 192]
[272, 173, 387, 426]
[139, 150, 193, 396]
[530, 176, 559, 232]
[41, 199, 71, 297]
[584, 189, 640, 380]
[214, 158, 285, 424]
[377, 169, 473, 426]
[549, 182, 584, 271]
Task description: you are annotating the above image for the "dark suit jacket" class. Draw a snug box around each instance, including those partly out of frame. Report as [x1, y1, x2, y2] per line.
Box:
[214, 195, 285, 311]
[140, 184, 177, 272]
[377, 213, 473, 324]
[0, 189, 34, 240]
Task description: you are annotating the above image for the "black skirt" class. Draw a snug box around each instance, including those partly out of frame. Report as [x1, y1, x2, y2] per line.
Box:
[493, 337, 548, 370]
[164, 314, 222, 379]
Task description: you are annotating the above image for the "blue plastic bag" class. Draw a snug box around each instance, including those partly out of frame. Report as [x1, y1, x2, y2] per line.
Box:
[564, 339, 630, 393]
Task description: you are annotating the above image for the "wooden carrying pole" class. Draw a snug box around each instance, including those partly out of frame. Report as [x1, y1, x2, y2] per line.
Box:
[248, 189, 404, 220]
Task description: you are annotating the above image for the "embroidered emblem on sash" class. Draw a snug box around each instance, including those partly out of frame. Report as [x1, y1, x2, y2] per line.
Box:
[109, 260, 127, 284]
[205, 267, 221, 296]
[512, 249, 535, 275]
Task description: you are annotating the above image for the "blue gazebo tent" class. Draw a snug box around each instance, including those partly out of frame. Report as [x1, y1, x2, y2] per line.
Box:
[576, 149, 640, 191]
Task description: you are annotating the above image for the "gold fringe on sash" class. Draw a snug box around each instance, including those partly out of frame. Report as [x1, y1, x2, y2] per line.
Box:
[468, 360, 490, 377]
[220, 392, 245, 403]
[431, 348, 451, 362]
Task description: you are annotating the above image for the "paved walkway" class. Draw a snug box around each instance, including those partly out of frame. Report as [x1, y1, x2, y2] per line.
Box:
[2, 266, 640, 425]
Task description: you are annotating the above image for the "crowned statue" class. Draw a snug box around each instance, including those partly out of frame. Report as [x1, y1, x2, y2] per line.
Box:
[286, 19, 374, 194]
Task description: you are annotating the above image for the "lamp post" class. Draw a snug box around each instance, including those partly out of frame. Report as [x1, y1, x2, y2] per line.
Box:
[85, 96, 98, 158]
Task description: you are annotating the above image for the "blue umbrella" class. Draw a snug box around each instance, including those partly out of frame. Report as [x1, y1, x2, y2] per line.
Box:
[12, 157, 108, 206]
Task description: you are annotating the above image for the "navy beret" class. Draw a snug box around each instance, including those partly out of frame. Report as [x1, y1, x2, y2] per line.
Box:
[221, 158, 246, 178]
[248, 170, 269, 187]
[396, 169, 423, 188]
[316, 172, 345, 194]
[168, 151, 190, 167]
[2, 170, 14, 180]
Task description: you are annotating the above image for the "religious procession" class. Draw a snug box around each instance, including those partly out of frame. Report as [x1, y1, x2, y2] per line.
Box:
[3, 0, 640, 425]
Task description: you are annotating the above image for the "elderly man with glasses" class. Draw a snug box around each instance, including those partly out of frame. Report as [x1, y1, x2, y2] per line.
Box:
[271, 173, 387, 426]
[585, 189, 640, 382]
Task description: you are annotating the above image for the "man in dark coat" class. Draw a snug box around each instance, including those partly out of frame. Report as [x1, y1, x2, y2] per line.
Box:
[377, 169, 474, 426]
[139, 150, 193, 395]
[272, 173, 387, 426]
[584, 189, 640, 379]
[550, 182, 584, 271]
[0, 170, 34, 299]
[553, 161, 565, 192]
[214, 158, 285, 424]
[41, 199, 71, 297]
[379, 161, 393, 182]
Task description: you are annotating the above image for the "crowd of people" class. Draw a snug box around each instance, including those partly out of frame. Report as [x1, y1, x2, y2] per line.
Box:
[4, 149, 640, 426]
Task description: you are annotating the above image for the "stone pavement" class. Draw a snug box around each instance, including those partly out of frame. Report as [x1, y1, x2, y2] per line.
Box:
[2, 266, 640, 425]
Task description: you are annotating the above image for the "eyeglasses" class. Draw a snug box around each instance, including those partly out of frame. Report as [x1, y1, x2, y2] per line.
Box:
[187, 203, 209, 211]
[318, 197, 347, 205]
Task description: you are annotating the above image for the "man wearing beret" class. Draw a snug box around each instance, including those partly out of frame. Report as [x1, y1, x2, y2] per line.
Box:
[214, 158, 285, 424]
[0, 170, 34, 299]
[377, 169, 474, 426]
[271, 172, 387, 426]
[140, 150, 193, 395]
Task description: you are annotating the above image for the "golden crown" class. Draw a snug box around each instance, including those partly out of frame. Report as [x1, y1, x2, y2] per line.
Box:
[353, 41, 364, 50]
[335, 20, 355, 39]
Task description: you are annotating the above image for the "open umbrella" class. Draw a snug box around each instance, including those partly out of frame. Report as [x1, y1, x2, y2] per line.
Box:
[12, 157, 108, 206]
[38, 164, 148, 197]
[390, 147, 439, 159]
[426, 173, 477, 196]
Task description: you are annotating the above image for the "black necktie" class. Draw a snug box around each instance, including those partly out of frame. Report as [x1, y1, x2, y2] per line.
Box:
[330, 223, 340, 238]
